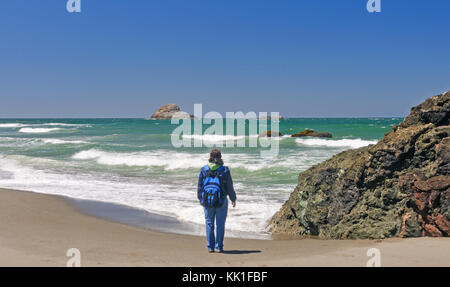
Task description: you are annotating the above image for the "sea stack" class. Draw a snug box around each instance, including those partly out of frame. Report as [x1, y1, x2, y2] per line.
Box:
[291, 129, 332, 138]
[150, 104, 193, 119]
[269, 91, 450, 239]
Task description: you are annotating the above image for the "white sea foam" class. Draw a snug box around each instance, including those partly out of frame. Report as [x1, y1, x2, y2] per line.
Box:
[0, 137, 89, 147]
[0, 123, 28, 128]
[41, 139, 89, 145]
[295, 138, 378, 149]
[0, 155, 288, 237]
[70, 148, 332, 173]
[18, 127, 61, 133]
[269, 135, 291, 141]
[72, 149, 206, 170]
[73, 149, 241, 170]
[44, 123, 91, 127]
[0, 123, 89, 129]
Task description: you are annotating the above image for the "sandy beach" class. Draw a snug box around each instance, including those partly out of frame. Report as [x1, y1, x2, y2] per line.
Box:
[0, 188, 448, 267]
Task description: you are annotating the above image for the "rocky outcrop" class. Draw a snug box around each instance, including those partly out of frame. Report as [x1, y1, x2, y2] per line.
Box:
[259, 131, 283, 137]
[270, 91, 450, 239]
[291, 129, 332, 138]
[150, 104, 193, 119]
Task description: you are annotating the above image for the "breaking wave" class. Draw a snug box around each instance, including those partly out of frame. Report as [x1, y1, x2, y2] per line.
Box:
[295, 138, 378, 149]
[18, 128, 61, 133]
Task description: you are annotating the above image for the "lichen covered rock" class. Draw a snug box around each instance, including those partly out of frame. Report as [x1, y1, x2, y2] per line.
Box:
[269, 91, 450, 239]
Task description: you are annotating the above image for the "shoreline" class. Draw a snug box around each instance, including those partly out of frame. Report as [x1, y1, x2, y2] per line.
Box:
[0, 117, 402, 239]
[1, 187, 449, 266]
[66, 195, 271, 240]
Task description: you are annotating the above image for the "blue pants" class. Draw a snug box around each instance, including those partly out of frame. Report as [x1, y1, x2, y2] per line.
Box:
[203, 199, 228, 250]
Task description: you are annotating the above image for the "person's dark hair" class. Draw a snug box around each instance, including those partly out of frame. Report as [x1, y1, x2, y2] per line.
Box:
[209, 149, 223, 164]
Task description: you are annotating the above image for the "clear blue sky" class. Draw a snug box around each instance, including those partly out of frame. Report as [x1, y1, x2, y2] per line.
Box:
[0, 0, 449, 118]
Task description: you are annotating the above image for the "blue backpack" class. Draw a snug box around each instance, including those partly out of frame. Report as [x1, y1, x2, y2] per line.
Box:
[201, 166, 225, 208]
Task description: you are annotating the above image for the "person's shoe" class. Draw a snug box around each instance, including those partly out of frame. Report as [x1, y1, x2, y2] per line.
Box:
[208, 249, 214, 253]
[216, 249, 223, 253]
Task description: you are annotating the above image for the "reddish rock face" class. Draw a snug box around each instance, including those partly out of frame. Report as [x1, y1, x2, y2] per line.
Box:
[414, 175, 450, 192]
[409, 174, 450, 237]
[399, 212, 411, 236]
[434, 214, 450, 235]
[424, 224, 442, 237]
[414, 191, 429, 212]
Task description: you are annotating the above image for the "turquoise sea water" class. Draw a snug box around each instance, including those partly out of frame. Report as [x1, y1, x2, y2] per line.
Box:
[0, 118, 402, 237]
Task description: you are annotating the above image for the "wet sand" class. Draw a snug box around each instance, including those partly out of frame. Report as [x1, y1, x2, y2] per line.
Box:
[0, 188, 449, 267]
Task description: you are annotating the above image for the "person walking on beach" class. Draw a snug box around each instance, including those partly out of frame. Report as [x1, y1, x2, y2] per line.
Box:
[198, 149, 236, 253]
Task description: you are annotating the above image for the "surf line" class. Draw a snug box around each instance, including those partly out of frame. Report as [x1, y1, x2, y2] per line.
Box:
[170, 104, 281, 157]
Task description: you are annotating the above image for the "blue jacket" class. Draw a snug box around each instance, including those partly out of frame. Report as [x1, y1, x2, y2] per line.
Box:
[197, 165, 237, 203]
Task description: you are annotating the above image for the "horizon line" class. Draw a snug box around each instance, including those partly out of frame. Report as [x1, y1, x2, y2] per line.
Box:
[0, 116, 405, 120]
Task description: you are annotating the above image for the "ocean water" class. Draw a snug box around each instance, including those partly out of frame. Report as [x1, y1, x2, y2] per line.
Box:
[0, 118, 402, 238]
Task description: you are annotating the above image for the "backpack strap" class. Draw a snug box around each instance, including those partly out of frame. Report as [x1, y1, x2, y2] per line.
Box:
[216, 166, 226, 195]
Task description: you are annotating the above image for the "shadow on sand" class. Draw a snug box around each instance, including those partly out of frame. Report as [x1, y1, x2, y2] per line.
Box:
[221, 250, 261, 255]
